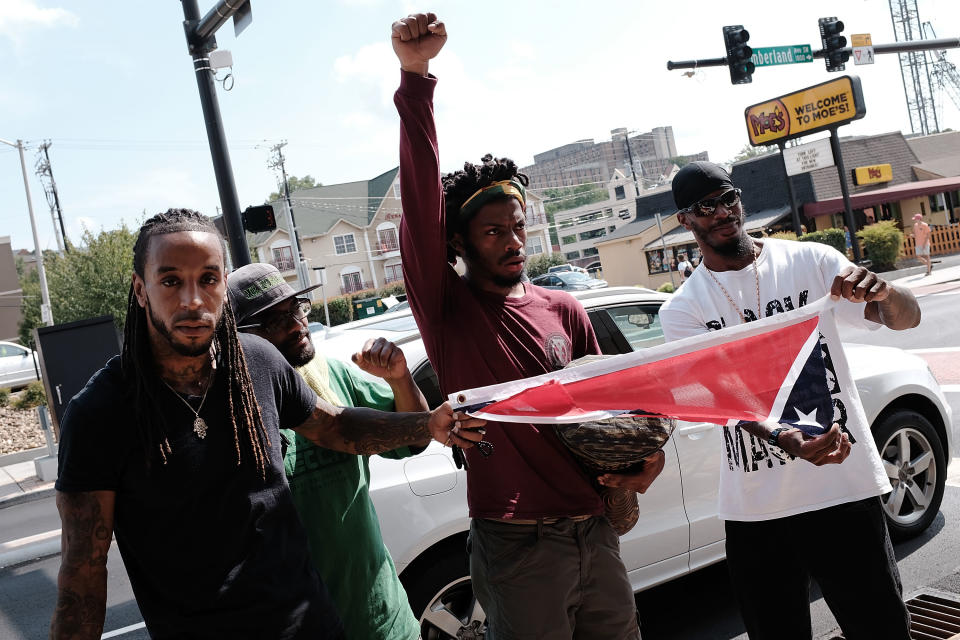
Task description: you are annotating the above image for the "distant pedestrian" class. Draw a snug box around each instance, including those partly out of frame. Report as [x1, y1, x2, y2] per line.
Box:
[913, 213, 932, 276]
[677, 252, 693, 282]
[844, 225, 853, 256]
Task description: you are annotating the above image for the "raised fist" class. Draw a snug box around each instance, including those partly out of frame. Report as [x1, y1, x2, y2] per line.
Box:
[391, 12, 446, 76]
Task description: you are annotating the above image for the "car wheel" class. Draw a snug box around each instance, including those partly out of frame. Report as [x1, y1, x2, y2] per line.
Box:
[404, 548, 486, 639]
[872, 410, 946, 542]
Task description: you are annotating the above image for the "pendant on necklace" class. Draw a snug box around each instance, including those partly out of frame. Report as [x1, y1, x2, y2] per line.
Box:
[193, 416, 208, 439]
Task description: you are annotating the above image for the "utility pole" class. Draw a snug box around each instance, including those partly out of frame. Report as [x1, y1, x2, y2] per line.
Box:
[181, 0, 251, 268]
[1, 138, 54, 327]
[268, 141, 309, 290]
[622, 133, 644, 206]
[35, 141, 69, 252]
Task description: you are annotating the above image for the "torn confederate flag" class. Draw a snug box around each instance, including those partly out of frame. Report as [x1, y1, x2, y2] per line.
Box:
[451, 296, 838, 435]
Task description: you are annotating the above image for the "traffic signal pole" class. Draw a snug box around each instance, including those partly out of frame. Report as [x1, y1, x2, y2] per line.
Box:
[667, 36, 960, 73]
[181, 0, 250, 268]
[828, 127, 863, 263]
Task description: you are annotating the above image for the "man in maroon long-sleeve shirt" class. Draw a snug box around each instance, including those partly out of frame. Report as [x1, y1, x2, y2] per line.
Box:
[391, 13, 657, 638]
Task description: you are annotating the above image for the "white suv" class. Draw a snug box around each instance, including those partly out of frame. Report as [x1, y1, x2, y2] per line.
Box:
[311, 287, 955, 639]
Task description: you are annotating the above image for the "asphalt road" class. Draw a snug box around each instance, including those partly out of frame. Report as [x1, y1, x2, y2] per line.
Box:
[1, 267, 957, 640]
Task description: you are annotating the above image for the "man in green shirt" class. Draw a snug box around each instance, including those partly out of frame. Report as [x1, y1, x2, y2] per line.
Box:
[229, 263, 425, 640]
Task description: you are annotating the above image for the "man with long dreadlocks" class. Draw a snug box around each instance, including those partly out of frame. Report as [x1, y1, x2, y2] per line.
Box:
[51, 209, 483, 639]
[391, 13, 661, 639]
[228, 262, 423, 640]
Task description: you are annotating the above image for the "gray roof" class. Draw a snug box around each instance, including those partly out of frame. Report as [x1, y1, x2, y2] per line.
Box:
[913, 156, 960, 178]
[642, 206, 791, 249]
[906, 130, 960, 162]
[600, 215, 661, 243]
[246, 167, 399, 246]
[808, 131, 918, 200]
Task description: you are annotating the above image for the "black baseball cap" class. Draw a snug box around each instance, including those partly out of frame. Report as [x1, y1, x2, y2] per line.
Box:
[227, 263, 321, 325]
[672, 161, 735, 211]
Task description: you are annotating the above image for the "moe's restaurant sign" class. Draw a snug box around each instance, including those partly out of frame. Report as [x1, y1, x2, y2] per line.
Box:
[744, 76, 866, 146]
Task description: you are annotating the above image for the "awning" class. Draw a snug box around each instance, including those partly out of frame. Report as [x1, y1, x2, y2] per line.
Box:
[803, 176, 960, 217]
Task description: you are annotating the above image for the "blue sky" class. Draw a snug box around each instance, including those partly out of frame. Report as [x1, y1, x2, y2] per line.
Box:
[2, 0, 959, 252]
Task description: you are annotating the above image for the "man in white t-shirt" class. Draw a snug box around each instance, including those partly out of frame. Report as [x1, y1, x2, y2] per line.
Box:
[677, 253, 693, 283]
[660, 161, 921, 640]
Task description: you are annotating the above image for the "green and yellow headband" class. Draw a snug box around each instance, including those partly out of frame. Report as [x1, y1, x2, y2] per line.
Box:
[458, 179, 527, 220]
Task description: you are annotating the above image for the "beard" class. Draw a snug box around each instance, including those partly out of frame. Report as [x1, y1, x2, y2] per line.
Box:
[691, 212, 753, 258]
[463, 239, 525, 288]
[280, 330, 316, 367]
[146, 297, 218, 358]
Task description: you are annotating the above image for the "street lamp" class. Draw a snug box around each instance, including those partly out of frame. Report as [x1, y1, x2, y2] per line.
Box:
[0, 137, 53, 328]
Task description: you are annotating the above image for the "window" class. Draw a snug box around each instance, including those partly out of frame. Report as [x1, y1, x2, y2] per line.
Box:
[334, 233, 357, 255]
[384, 263, 403, 283]
[0, 344, 26, 357]
[604, 304, 665, 350]
[646, 248, 672, 274]
[619, 209, 631, 220]
[392, 182, 401, 198]
[341, 270, 363, 293]
[526, 236, 544, 255]
[583, 247, 599, 257]
[565, 250, 580, 260]
[608, 225, 617, 232]
[615, 185, 625, 200]
[578, 228, 605, 241]
[929, 194, 945, 212]
[377, 225, 399, 252]
[561, 234, 577, 245]
[272, 246, 295, 272]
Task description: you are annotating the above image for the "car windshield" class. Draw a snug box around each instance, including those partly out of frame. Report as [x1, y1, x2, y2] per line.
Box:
[560, 272, 591, 282]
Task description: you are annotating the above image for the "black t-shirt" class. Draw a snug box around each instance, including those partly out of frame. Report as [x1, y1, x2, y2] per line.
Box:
[56, 334, 343, 639]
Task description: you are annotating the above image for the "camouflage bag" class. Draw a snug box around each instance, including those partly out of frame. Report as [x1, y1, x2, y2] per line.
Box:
[555, 355, 677, 535]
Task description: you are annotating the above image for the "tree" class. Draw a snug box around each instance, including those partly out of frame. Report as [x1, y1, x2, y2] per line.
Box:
[267, 175, 321, 202]
[730, 144, 777, 163]
[18, 225, 137, 346]
[526, 253, 567, 278]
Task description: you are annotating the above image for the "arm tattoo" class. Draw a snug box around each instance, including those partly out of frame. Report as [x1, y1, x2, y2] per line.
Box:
[51, 492, 114, 640]
[296, 399, 431, 455]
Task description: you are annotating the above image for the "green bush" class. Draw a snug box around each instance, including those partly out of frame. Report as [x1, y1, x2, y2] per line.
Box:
[325, 295, 354, 326]
[799, 228, 847, 255]
[0, 387, 9, 408]
[857, 221, 903, 271]
[377, 282, 406, 299]
[526, 253, 567, 278]
[768, 231, 799, 242]
[657, 282, 675, 294]
[13, 381, 46, 410]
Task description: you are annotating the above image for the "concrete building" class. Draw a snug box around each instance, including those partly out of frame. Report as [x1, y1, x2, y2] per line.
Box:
[0, 238, 23, 342]
[245, 168, 551, 297]
[522, 126, 707, 192]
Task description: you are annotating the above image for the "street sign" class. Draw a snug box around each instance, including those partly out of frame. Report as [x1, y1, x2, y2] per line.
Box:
[782, 138, 835, 176]
[40, 303, 52, 325]
[853, 46, 875, 65]
[750, 45, 813, 67]
[744, 75, 866, 146]
[852, 163, 892, 185]
[850, 34, 872, 47]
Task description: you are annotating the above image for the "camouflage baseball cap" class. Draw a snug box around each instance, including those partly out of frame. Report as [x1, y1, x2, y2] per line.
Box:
[227, 262, 321, 325]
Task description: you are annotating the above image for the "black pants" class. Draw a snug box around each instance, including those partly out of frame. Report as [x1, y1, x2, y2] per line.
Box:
[725, 497, 911, 640]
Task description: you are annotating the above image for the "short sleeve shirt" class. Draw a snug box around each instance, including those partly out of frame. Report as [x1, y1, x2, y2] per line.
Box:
[56, 334, 343, 639]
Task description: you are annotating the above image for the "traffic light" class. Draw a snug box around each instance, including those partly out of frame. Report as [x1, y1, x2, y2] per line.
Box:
[723, 25, 755, 84]
[242, 205, 276, 233]
[819, 17, 849, 72]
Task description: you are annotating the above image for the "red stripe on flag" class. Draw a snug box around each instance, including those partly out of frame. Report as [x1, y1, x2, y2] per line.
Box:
[478, 316, 820, 425]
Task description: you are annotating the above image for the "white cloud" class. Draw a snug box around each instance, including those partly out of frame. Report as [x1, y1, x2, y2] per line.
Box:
[0, 0, 78, 40]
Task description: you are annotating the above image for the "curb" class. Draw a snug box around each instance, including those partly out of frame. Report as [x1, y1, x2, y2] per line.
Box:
[0, 485, 56, 510]
[0, 529, 60, 569]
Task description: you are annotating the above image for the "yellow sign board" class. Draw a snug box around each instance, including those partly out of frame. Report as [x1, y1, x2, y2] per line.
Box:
[851, 33, 872, 47]
[744, 76, 866, 146]
[852, 163, 893, 185]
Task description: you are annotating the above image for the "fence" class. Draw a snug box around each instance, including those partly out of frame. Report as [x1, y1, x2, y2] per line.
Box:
[902, 224, 960, 258]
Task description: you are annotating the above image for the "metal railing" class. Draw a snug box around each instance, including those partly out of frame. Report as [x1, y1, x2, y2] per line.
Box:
[340, 280, 375, 295]
[272, 257, 296, 272]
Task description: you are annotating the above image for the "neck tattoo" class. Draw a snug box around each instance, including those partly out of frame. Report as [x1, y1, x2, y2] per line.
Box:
[705, 244, 762, 324]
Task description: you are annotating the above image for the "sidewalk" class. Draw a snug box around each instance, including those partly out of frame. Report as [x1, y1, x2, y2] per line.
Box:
[0, 456, 58, 568]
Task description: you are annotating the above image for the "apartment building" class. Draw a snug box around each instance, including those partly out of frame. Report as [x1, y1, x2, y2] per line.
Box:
[245, 168, 551, 297]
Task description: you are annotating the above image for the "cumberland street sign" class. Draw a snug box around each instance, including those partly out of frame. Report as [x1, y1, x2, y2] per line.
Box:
[744, 75, 866, 146]
[750, 45, 814, 67]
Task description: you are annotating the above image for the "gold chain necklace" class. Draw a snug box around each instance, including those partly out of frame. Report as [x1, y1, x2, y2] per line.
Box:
[704, 246, 762, 324]
[161, 375, 213, 439]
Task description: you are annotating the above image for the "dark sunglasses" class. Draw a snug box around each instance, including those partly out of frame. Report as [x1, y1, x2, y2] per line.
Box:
[238, 299, 312, 333]
[682, 188, 742, 217]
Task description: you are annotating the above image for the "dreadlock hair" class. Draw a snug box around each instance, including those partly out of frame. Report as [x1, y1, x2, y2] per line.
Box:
[441, 154, 529, 264]
[122, 208, 272, 479]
